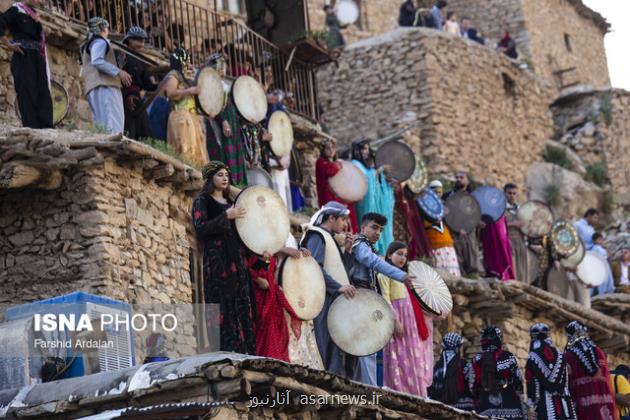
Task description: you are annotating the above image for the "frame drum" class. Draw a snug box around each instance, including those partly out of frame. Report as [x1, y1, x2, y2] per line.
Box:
[336, 0, 360, 25]
[246, 167, 274, 189]
[234, 186, 290, 256]
[517, 201, 554, 238]
[375, 141, 416, 182]
[329, 160, 368, 203]
[195, 66, 224, 117]
[560, 239, 585, 269]
[16, 80, 69, 126]
[472, 185, 506, 223]
[327, 288, 395, 356]
[444, 192, 482, 234]
[232, 75, 268, 123]
[408, 260, 453, 317]
[280, 256, 326, 320]
[576, 251, 608, 288]
[268, 111, 294, 157]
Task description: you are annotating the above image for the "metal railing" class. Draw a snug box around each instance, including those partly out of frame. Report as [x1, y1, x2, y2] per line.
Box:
[46, 0, 319, 120]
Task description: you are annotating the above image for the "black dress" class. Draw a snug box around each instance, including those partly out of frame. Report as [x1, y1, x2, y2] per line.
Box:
[0, 5, 53, 128]
[192, 193, 256, 355]
[120, 53, 156, 139]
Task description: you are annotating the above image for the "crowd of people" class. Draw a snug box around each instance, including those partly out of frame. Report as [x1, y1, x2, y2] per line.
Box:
[397, 0, 518, 59]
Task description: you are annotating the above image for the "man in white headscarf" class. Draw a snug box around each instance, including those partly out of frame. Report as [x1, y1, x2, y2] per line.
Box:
[301, 201, 357, 378]
[80, 17, 131, 134]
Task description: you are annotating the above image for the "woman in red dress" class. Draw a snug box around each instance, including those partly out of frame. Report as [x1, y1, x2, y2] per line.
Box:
[315, 139, 358, 232]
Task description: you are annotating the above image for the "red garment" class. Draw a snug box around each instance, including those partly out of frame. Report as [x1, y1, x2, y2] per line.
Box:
[315, 157, 358, 232]
[396, 186, 433, 260]
[406, 285, 429, 341]
[247, 256, 301, 362]
[566, 346, 618, 420]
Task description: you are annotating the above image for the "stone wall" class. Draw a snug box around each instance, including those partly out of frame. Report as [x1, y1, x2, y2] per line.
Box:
[317, 28, 553, 187]
[551, 88, 630, 209]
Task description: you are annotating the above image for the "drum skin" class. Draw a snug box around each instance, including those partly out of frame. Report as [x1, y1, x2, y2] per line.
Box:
[327, 288, 395, 356]
[550, 220, 580, 257]
[196, 66, 224, 118]
[232, 75, 268, 123]
[280, 256, 326, 320]
[375, 141, 416, 182]
[471, 185, 506, 223]
[444, 192, 481, 234]
[234, 186, 290, 255]
[517, 201, 554, 238]
[560, 239, 585, 269]
[576, 251, 608, 287]
[268, 111, 294, 157]
[336, 0, 359, 25]
[408, 260, 453, 317]
[246, 167, 274, 189]
[329, 160, 368, 203]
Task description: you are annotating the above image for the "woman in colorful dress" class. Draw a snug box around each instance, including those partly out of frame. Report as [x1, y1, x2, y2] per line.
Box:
[192, 161, 255, 354]
[351, 139, 394, 254]
[164, 48, 208, 167]
[429, 332, 475, 411]
[377, 241, 433, 396]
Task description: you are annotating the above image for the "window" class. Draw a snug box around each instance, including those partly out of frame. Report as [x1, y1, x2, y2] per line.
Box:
[564, 33, 573, 53]
[215, 0, 246, 15]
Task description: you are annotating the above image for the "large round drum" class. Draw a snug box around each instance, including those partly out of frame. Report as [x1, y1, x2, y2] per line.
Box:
[195, 66, 224, 117]
[246, 167, 273, 188]
[444, 192, 481, 234]
[551, 220, 580, 257]
[375, 141, 415, 182]
[472, 185, 506, 223]
[16, 80, 69, 125]
[279, 256, 325, 320]
[336, 0, 359, 25]
[416, 188, 444, 221]
[234, 186, 290, 255]
[406, 159, 428, 194]
[408, 260, 453, 317]
[232, 75, 268, 123]
[268, 111, 294, 157]
[517, 201, 554, 238]
[327, 288, 395, 356]
[329, 160, 368, 203]
[561, 239, 585, 269]
[576, 251, 608, 287]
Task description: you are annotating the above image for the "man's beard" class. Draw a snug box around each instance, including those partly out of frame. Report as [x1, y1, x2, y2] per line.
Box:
[455, 181, 466, 190]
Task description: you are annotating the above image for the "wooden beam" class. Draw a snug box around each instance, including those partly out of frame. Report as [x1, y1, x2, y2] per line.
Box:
[0, 163, 61, 190]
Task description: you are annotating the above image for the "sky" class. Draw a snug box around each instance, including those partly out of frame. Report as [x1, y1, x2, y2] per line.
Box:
[582, 0, 630, 90]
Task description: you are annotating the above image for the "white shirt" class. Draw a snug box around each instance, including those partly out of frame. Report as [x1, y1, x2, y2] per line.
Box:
[621, 262, 629, 285]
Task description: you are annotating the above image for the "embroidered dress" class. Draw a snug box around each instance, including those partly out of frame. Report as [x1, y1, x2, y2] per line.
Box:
[192, 194, 256, 354]
[565, 321, 616, 420]
[207, 98, 248, 187]
[526, 323, 577, 420]
[377, 273, 432, 396]
[429, 333, 475, 411]
[425, 219, 461, 277]
[286, 315, 324, 370]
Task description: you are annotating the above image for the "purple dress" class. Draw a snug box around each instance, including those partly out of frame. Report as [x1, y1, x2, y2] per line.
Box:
[480, 215, 515, 280]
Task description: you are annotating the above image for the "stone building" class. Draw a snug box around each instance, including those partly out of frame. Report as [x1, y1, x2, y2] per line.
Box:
[318, 28, 554, 187]
[309, 0, 610, 92]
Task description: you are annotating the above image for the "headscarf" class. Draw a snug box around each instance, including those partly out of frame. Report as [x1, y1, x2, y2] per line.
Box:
[170, 48, 190, 72]
[431, 332, 465, 404]
[81, 17, 109, 56]
[309, 201, 349, 226]
[201, 161, 229, 181]
[123, 26, 148, 44]
[481, 325, 503, 352]
[565, 320, 599, 376]
[480, 325, 502, 393]
[529, 322, 552, 351]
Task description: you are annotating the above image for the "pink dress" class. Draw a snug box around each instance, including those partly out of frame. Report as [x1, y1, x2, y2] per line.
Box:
[378, 274, 433, 396]
[480, 215, 516, 280]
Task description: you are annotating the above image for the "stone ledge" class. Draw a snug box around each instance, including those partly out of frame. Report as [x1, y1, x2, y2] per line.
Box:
[0, 126, 203, 192]
[592, 293, 630, 320]
[443, 275, 630, 355]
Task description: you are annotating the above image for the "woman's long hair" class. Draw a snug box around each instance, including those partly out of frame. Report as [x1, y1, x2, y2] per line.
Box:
[385, 241, 408, 271]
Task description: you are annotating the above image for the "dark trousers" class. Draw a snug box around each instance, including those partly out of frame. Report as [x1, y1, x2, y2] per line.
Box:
[124, 98, 151, 139]
[11, 49, 53, 129]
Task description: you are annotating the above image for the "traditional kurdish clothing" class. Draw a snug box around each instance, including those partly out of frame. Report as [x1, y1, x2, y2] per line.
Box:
[429, 333, 475, 411]
[286, 314, 324, 369]
[396, 187, 433, 261]
[377, 270, 432, 396]
[206, 98, 248, 187]
[301, 203, 354, 377]
[81, 19, 124, 134]
[349, 235, 407, 386]
[481, 215, 516, 280]
[315, 156, 358, 232]
[525, 323, 577, 420]
[506, 202, 531, 283]
[468, 326, 525, 419]
[564, 321, 617, 420]
[192, 163, 255, 354]
[0, 3, 52, 128]
[424, 219, 461, 277]
[247, 255, 301, 362]
[351, 160, 395, 255]
[165, 69, 208, 167]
